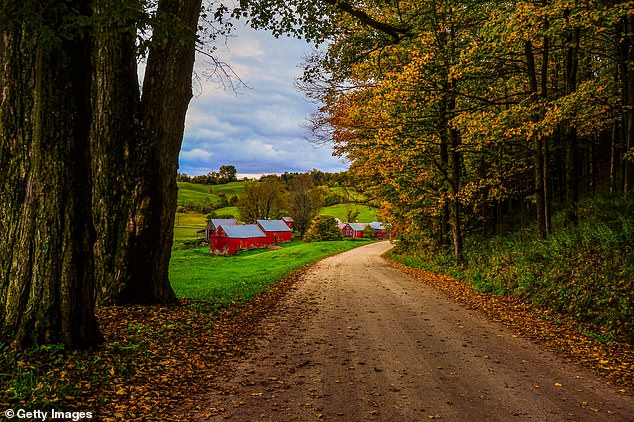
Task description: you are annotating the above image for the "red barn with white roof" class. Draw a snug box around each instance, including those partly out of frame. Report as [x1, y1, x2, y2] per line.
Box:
[210, 224, 268, 255]
[256, 219, 292, 244]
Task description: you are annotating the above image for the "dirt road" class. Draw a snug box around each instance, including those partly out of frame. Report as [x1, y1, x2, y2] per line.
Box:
[187, 242, 634, 421]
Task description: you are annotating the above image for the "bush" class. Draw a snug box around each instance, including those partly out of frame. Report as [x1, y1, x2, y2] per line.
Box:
[363, 225, 375, 239]
[305, 215, 342, 242]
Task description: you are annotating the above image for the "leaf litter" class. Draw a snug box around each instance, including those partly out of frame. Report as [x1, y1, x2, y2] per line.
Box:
[1, 259, 632, 420]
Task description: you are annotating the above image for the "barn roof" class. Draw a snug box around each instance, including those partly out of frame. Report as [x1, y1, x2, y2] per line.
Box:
[281, 216, 294, 222]
[219, 224, 266, 239]
[347, 223, 368, 231]
[208, 218, 238, 230]
[370, 222, 384, 230]
[257, 219, 292, 232]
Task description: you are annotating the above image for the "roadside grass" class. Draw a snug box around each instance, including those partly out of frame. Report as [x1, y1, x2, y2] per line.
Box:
[388, 194, 634, 344]
[169, 240, 369, 310]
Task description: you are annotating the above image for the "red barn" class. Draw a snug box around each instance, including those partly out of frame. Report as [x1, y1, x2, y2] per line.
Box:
[256, 219, 293, 244]
[210, 224, 268, 255]
[370, 222, 393, 239]
[341, 223, 367, 238]
[281, 216, 294, 230]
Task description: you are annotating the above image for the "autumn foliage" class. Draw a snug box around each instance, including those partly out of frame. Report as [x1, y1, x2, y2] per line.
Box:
[297, 0, 634, 341]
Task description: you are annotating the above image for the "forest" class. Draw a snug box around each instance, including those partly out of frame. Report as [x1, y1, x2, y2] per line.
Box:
[284, 0, 634, 342]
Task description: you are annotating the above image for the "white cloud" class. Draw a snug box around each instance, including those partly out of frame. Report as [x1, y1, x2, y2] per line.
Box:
[179, 148, 214, 162]
[179, 23, 348, 176]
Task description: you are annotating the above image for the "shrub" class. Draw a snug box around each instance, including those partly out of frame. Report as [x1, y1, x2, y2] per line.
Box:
[305, 215, 342, 242]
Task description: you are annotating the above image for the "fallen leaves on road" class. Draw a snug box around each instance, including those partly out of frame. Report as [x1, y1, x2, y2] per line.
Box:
[386, 258, 634, 389]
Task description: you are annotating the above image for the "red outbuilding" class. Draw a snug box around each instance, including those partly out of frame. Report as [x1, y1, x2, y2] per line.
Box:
[341, 222, 367, 238]
[210, 224, 268, 255]
[256, 219, 293, 244]
[281, 216, 294, 230]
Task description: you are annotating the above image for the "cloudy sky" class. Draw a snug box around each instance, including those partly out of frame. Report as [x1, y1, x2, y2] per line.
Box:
[179, 24, 348, 178]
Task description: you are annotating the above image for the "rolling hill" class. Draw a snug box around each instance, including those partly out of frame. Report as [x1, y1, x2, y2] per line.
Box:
[174, 181, 379, 241]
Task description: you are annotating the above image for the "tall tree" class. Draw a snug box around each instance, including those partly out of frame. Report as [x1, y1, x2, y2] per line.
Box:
[286, 174, 324, 237]
[0, 0, 101, 347]
[237, 176, 286, 222]
[92, 0, 202, 305]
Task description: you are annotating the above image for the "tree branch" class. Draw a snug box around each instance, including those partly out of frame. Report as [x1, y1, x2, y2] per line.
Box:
[321, 0, 412, 42]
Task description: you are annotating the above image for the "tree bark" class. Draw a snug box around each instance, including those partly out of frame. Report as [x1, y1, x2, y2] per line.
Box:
[117, 0, 202, 303]
[0, 0, 101, 347]
[91, 0, 145, 305]
[563, 19, 580, 225]
[525, 40, 547, 238]
[622, 13, 634, 193]
[92, 0, 202, 305]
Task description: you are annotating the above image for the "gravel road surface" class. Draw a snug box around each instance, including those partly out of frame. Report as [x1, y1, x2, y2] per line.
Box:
[187, 241, 634, 421]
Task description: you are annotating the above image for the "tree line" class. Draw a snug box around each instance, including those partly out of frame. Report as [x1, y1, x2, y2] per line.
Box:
[289, 0, 633, 263]
[177, 165, 239, 185]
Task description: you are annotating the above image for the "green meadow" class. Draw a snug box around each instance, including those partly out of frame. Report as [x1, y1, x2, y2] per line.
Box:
[177, 181, 245, 205]
[169, 241, 369, 308]
[171, 181, 376, 309]
[321, 203, 378, 222]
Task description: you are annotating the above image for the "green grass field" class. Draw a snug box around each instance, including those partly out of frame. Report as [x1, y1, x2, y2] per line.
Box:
[177, 181, 246, 206]
[173, 212, 207, 240]
[169, 240, 369, 308]
[321, 203, 378, 222]
[209, 181, 245, 197]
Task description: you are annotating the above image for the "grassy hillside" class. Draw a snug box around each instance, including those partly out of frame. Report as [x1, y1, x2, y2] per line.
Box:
[321, 203, 378, 223]
[177, 181, 245, 206]
[175, 181, 380, 241]
[177, 182, 217, 204]
[209, 181, 245, 197]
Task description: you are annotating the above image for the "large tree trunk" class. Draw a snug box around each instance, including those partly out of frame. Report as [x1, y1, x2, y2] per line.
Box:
[525, 40, 547, 238]
[115, 0, 202, 303]
[622, 13, 634, 193]
[0, 1, 101, 348]
[91, 0, 145, 305]
[92, 0, 201, 305]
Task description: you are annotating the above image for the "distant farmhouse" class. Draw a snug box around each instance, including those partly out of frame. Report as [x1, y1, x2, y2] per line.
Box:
[337, 218, 392, 239]
[206, 216, 390, 255]
[209, 218, 293, 255]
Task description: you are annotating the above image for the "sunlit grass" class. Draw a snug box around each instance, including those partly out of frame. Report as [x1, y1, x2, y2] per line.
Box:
[169, 240, 369, 308]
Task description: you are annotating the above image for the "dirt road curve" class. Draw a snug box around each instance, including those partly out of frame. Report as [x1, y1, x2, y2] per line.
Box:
[186, 242, 634, 421]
